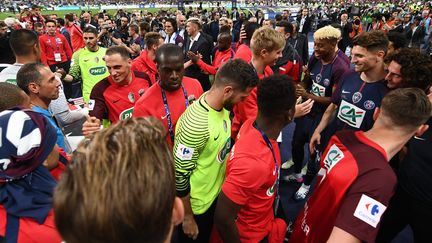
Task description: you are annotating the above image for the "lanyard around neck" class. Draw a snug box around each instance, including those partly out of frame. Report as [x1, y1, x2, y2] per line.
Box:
[161, 83, 189, 143]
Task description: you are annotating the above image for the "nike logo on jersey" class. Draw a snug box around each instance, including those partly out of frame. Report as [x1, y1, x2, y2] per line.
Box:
[342, 90, 350, 94]
[112, 99, 120, 104]
[414, 136, 426, 141]
[161, 114, 168, 120]
[214, 134, 220, 141]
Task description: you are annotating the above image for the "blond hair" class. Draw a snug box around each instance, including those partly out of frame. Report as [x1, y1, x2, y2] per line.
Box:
[314, 25, 341, 41]
[250, 27, 285, 56]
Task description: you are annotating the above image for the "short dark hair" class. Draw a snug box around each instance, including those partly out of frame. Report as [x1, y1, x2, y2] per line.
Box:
[16, 63, 46, 94]
[145, 32, 162, 49]
[106, 46, 130, 60]
[244, 21, 260, 41]
[165, 18, 178, 32]
[34, 22, 43, 29]
[139, 21, 151, 33]
[275, 20, 293, 34]
[214, 59, 259, 91]
[45, 19, 56, 25]
[352, 30, 389, 53]
[129, 23, 139, 33]
[0, 21, 7, 28]
[385, 48, 432, 91]
[10, 29, 38, 57]
[219, 25, 231, 34]
[155, 44, 183, 64]
[57, 18, 65, 26]
[0, 83, 27, 111]
[257, 74, 296, 117]
[381, 88, 431, 130]
[387, 32, 407, 50]
[83, 26, 98, 35]
[65, 13, 74, 22]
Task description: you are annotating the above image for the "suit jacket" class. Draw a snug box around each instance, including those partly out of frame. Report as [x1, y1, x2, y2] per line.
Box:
[296, 16, 312, 34]
[407, 25, 426, 48]
[338, 22, 353, 51]
[184, 32, 214, 91]
[60, 27, 72, 49]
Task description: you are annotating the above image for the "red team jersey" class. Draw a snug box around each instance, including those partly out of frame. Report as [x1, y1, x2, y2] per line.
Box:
[231, 66, 273, 138]
[89, 71, 152, 123]
[234, 44, 252, 62]
[196, 48, 235, 75]
[221, 119, 286, 242]
[0, 207, 62, 243]
[133, 77, 203, 146]
[131, 49, 158, 86]
[39, 33, 73, 65]
[290, 131, 396, 243]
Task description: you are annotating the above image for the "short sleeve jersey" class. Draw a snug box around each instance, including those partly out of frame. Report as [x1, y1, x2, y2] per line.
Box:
[133, 77, 204, 146]
[222, 119, 280, 242]
[69, 47, 109, 103]
[234, 44, 252, 62]
[173, 93, 232, 214]
[331, 71, 388, 132]
[307, 54, 350, 114]
[291, 131, 396, 243]
[89, 71, 151, 123]
[231, 66, 273, 138]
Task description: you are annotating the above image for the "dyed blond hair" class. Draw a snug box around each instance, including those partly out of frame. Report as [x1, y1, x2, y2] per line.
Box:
[250, 27, 285, 56]
[314, 25, 341, 41]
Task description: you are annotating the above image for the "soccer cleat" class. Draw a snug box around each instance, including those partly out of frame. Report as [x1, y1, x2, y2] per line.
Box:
[281, 159, 294, 169]
[294, 184, 310, 201]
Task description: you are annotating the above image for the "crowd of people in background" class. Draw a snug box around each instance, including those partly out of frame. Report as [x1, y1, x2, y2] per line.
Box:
[1, 0, 432, 243]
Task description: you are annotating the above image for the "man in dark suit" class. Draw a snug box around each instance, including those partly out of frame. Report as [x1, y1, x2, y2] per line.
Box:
[407, 16, 426, 49]
[57, 18, 72, 49]
[296, 8, 312, 34]
[338, 12, 353, 53]
[184, 18, 213, 91]
[207, 12, 220, 43]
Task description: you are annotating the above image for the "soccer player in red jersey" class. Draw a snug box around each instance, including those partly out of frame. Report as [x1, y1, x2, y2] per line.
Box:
[88, 46, 152, 124]
[187, 29, 235, 76]
[234, 22, 260, 63]
[131, 32, 165, 85]
[290, 88, 431, 243]
[133, 44, 203, 147]
[231, 27, 285, 138]
[39, 19, 73, 73]
[214, 75, 297, 242]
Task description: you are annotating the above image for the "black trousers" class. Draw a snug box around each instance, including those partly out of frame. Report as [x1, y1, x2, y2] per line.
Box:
[177, 199, 217, 243]
[376, 185, 432, 243]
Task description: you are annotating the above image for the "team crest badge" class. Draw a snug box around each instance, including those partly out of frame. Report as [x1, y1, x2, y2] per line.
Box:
[95, 57, 99, 63]
[315, 73, 322, 83]
[323, 78, 330, 86]
[128, 92, 135, 103]
[223, 120, 227, 132]
[364, 100, 375, 110]
[352, 92, 362, 103]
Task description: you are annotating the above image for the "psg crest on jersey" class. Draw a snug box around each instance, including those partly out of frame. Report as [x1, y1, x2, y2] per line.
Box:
[128, 92, 135, 103]
[352, 92, 362, 104]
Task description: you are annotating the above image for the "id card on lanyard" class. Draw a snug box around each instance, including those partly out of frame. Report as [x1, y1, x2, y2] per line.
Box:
[48, 36, 62, 62]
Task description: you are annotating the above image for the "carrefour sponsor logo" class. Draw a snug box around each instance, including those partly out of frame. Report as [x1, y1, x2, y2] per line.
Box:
[89, 66, 107, 75]
[354, 194, 387, 228]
